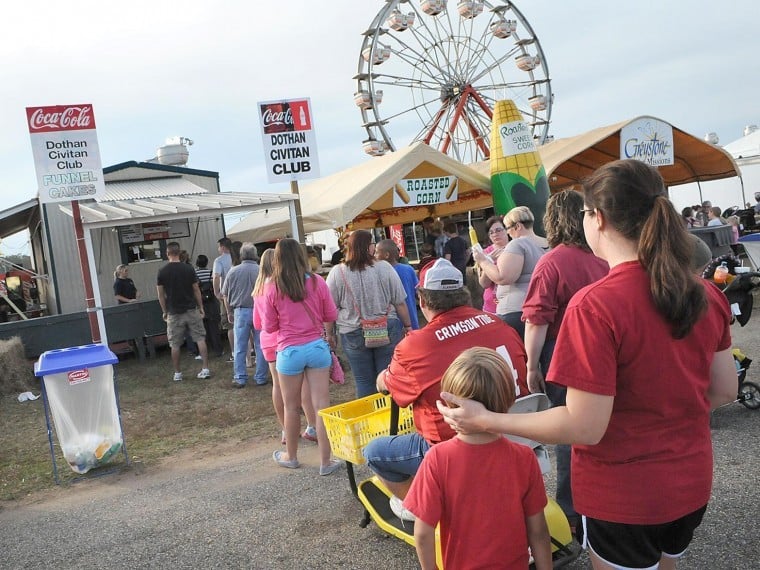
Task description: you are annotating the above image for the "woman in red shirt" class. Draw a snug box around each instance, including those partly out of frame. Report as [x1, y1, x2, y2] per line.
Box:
[437, 159, 737, 570]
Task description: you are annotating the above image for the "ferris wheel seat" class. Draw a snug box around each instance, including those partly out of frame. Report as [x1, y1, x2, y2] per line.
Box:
[491, 19, 517, 39]
[516, 54, 540, 71]
[363, 140, 387, 156]
[354, 90, 384, 110]
[529, 95, 547, 111]
[386, 10, 415, 31]
[421, 0, 446, 16]
[457, 0, 484, 19]
[362, 46, 391, 65]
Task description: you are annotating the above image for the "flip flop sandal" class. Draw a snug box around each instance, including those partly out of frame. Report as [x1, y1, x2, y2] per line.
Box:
[273, 450, 300, 469]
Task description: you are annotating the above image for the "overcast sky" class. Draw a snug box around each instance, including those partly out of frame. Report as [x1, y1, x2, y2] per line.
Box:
[1, 0, 757, 254]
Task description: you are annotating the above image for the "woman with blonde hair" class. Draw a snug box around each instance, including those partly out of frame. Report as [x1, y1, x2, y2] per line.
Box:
[113, 264, 139, 304]
[253, 249, 318, 445]
[473, 205, 547, 338]
[262, 239, 341, 475]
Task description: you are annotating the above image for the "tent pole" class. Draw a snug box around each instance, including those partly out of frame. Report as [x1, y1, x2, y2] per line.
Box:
[290, 181, 306, 244]
[412, 222, 419, 262]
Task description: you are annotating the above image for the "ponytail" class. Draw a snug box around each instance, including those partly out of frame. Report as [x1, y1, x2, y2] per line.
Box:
[638, 196, 707, 338]
[583, 159, 707, 339]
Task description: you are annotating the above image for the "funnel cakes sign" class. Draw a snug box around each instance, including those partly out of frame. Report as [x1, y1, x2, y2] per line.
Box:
[26, 103, 106, 204]
[620, 118, 674, 167]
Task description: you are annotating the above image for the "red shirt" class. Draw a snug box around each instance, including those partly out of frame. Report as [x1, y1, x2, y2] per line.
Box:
[384, 306, 528, 444]
[404, 437, 546, 569]
[550, 261, 731, 524]
[521, 244, 608, 341]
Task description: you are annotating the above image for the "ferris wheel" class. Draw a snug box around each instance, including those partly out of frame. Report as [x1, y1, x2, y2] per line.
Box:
[355, 0, 553, 163]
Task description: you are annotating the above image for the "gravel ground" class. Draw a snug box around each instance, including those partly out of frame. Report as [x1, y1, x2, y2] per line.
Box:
[1, 306, 759, 569]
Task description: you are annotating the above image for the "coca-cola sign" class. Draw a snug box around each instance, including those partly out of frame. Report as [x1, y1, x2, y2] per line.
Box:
[258, 97, 320, 184]
[26, 104, 96, 133]
[261, 106, 294, 132]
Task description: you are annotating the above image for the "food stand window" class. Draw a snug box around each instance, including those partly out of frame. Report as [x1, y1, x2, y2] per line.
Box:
[118, 219, 191, 263]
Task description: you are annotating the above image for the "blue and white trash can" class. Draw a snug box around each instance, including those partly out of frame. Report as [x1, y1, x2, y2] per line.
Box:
[34, 344, 129, 482]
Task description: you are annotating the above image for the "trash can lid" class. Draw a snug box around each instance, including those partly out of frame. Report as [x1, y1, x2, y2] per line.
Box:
[34, 343, 118, 376]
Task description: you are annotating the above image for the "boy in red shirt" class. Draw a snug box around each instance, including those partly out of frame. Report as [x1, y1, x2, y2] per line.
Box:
[404, 347, 551, 570]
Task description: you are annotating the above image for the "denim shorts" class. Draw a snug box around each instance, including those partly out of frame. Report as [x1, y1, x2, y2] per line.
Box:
[362, 432, 431, 483]
[276, 338, 331, 375]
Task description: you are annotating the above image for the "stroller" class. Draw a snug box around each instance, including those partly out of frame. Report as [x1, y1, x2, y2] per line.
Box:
[707, 261, 760, 410]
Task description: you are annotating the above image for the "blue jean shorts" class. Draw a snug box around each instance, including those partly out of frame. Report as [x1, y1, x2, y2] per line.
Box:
[275, 338, 331, 376]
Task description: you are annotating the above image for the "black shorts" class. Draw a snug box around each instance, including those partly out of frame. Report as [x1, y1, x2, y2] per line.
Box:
[579, 505, 707, 569]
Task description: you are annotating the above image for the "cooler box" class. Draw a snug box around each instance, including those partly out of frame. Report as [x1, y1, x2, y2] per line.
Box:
[34, 344, 122, 475]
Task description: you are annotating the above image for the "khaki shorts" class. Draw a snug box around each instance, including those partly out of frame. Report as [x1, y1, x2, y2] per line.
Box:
[166, 309, 207, 348]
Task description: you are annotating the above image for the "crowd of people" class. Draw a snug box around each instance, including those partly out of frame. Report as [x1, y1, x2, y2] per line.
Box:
[112, 158, 740, 570]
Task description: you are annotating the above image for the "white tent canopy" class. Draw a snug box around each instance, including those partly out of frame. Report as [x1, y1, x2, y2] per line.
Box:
[228, 142, 491, 242]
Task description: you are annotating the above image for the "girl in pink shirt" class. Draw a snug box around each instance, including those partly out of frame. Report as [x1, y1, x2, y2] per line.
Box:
[253, 249, 317, 446]
[262, 239, 341, 475]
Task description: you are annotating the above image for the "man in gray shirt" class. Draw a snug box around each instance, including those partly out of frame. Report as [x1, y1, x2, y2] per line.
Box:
[220, 243, 268, 388]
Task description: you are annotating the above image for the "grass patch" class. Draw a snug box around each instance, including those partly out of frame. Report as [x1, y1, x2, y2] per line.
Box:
[0, 346, 357, 503]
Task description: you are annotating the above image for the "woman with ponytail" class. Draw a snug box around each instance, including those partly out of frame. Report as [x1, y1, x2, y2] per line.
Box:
[437, 160, 737, 570]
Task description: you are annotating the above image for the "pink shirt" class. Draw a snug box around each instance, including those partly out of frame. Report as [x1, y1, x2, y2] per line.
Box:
[262, 275, 338, 352]
[252, 294, 276, 357]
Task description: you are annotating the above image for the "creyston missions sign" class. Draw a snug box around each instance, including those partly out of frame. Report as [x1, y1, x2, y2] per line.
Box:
[258, 98, 320, 184]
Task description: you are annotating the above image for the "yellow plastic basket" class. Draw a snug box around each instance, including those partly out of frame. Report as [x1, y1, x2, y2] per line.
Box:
[319, 393, 415, 465]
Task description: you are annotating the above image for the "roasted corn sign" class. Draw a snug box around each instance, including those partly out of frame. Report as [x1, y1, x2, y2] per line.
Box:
[393, 175, 458, 208]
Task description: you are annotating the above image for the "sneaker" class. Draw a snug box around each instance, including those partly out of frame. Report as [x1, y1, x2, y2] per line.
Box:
[194, 355, 202, 361]
[232, 380, 245, 389]
[173, 372, 183, 382]
[226, 356, 235, 363]
[196, 368, 211, 379]
[302, 425, 318, 442]
[389, 495, 416, 522]
[319, 459, 343, 476]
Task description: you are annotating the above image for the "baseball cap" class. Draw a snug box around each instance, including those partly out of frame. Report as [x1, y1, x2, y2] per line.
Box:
[689, 233, 712, 272]
[418, 258, 464, 290]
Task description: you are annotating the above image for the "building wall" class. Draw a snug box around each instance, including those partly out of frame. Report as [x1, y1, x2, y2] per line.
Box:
[91, 215, 225, 307]
[39, 165, 226, 315]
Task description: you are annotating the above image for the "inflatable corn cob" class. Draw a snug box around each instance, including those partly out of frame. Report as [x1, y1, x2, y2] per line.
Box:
[489, 100, 550, 236]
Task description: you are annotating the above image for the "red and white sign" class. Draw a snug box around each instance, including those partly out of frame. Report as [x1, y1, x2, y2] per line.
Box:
[390, 225, 406, 257]
[26, 103, 106, 204]
[258, 97, 320, 183]
[67, 369, 91, 385]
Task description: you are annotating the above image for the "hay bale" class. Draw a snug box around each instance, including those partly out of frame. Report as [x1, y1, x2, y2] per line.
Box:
[0, 337, 36, 396]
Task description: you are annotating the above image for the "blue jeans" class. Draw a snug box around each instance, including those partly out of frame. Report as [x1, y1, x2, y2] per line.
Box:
[252, 328, 268, 384]
[541, 337, 576, 521]
[363, 432, 431, 483]
[340, 317, 402, 398]
[233, 307, 253, 385]
[498, 311, 525, 340]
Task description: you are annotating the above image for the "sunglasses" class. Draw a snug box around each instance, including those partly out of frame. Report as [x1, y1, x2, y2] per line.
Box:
[488, 226, 506, 235]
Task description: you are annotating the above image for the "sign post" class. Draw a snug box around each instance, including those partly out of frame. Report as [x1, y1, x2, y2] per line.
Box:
[258, 98, 320, 244]
[26, 103, 106, 344]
